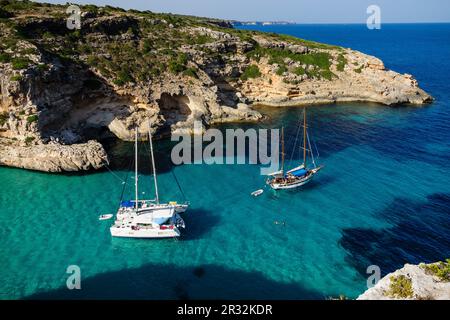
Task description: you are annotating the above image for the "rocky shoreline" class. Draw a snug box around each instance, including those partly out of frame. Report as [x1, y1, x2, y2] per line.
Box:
[0, 1, 433, 172]
[358, 260, 450, 300]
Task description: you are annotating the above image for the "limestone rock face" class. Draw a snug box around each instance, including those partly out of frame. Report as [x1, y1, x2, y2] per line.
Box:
[0, 4, 433, 172]
[241, 49, 432, 107]
[0, 140, 108, 172]
[357, 263, 450, 300]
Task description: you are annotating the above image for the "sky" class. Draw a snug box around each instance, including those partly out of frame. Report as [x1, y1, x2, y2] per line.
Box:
[39, 0, 450, 23]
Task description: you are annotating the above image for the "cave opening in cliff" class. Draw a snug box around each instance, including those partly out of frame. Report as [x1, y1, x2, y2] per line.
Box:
[157, 93, 192, 131]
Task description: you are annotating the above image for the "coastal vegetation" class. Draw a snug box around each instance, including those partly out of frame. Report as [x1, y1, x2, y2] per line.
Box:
[24, 136, 35, 145]
[385, 275, 414, 298]
[10, 74, 22, 81]
[354, 66, 364, 73]
[422, 259, 450, 281]
[0, 0, 348, 86]
[240, 65, 261, 80]
[26, 114, 38, 123]
[336, 53, 347, 72]
[247, 45, 335, 80]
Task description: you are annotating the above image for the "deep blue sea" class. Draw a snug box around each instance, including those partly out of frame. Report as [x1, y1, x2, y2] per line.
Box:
[1, 24, 449, 299]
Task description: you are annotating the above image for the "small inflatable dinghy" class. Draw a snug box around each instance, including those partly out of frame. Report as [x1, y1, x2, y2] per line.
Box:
[99, 214, 113, 221]
[251, 189, 264, 197]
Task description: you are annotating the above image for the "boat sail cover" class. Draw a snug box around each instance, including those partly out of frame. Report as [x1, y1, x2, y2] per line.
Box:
[290, 168, 307, 177]
[286, 164, 307, 177]
[120, 200, 135, 208]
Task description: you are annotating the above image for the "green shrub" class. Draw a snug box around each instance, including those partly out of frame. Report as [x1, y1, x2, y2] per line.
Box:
[240, 65, 261, 81]
[10, 74, 22, 81]
[113, 69, 133, 86]
[247, 46, 332, 80]
[320, 69, 335, 80]
[26, 114, 38, 123]
[293, 66, 305, 76]
[276, 65, 288, 75]
[354, 66, 363, 73]
[11, 57, 30, 70]
[422, 259, 450, 281]
[385, 275, 414, 298]
[0, 112, 8, 126]
[168, 53, 188, 74]
[1, 0, 39, 11]
[42, 31, 54, 39]
[24, 136, 35, 145]
[267, 33, 342, 50]
[336, 53, 347, 72]
[168, 60, 185, 73]
[36, 63, 49, 72]
[183, 67, 198, 79]
[141, 39, 152, 54]
[20, 47, 36, 55]
[82, 4, 99, 14]
[0, 52, 12, 63]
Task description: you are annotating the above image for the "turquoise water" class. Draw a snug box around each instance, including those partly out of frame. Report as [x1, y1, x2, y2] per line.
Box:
[1, 24, 450, 299]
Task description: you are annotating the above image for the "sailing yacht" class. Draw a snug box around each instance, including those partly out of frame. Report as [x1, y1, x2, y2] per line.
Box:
[110, 123, 188, 239]
[266, 108, 323, 190]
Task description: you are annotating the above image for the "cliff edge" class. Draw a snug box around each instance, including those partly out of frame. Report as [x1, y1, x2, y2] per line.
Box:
[358, 260, 450, 300]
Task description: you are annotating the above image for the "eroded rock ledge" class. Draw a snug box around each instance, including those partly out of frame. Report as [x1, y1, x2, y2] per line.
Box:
[0, 139, 107, 172]
[357, 261, 450, 300]
[0, 1, 433, 172]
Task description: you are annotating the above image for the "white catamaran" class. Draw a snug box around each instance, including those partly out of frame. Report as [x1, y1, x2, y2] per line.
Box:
[110, 123, 188, 239]
[266, 108, 323, 190]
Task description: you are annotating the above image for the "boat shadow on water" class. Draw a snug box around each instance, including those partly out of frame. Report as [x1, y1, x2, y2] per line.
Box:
[23, 262, 326, 300]
[339, 192, 450, 278]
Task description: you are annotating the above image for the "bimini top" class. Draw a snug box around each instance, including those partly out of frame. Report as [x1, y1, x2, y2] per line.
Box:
[289, 168, 307, 177]
[120, 200, 135, 208]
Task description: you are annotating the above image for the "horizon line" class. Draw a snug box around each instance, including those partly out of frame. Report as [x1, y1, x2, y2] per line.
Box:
[233, 21, 450, 25]
[32, 1, 450, 24]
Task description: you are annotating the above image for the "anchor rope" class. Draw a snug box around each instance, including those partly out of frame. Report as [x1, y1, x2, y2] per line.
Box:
[117, 157, 133, 210]
[171, 167, 187, 201]
[105, 164, 127, 184]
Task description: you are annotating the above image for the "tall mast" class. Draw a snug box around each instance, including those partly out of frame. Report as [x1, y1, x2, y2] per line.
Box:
[148, 121, 159, 204]
[281, 126, 285, 173]
[134, 127, 139, 211]
[303, 108, 307, 166]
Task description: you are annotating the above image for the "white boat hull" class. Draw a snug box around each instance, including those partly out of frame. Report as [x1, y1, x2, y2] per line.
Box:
[268, 167, 321, 190]
[111, 208, 185, 239]
[269, 175, 313, 190]
[110, 226, 181, 238]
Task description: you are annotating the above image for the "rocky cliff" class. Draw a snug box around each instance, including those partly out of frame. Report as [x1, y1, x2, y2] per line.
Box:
[358, 260, 450, 300]
[0, 1, 432, 172]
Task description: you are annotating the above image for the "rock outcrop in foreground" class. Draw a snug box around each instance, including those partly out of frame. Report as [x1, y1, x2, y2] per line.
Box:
[0, 1, 433, 172]
[0, 139, 107, 172]
[358, 260, 450, 300]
